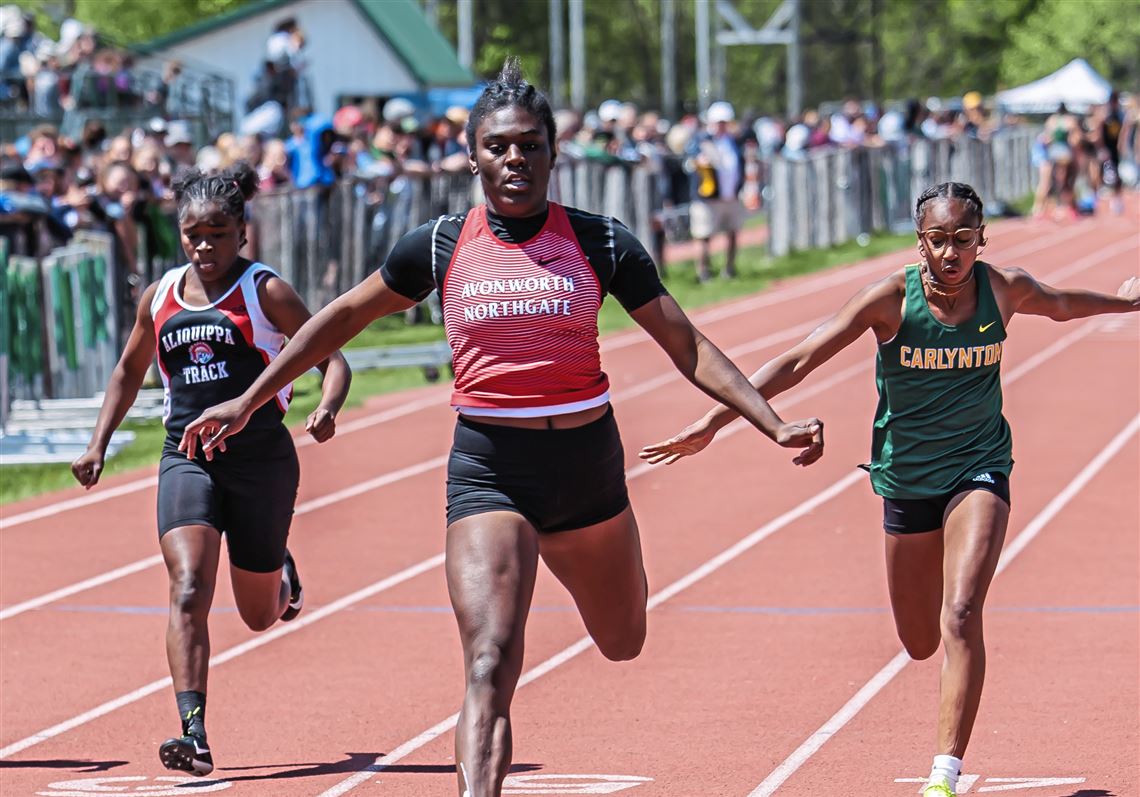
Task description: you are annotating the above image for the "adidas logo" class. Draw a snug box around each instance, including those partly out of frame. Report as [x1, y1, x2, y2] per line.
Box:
[972, 473, 995, 484]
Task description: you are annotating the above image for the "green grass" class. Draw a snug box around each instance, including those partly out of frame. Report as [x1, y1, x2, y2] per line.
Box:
[1, 229, 912, 505]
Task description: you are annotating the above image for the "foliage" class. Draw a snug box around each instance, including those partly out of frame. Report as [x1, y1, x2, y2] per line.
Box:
[15, 0, 1138, 113]
[999, 0, 1140, 89]
[19, 0, 251, 45]
[438, 0, 1136, 115]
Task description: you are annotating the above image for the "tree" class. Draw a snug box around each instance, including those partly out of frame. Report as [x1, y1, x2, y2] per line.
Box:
[1000, 0, 1140, 89]
[21, 0, 251, 45]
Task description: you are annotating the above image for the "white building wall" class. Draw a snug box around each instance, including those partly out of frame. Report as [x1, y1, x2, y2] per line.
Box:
[151, 0, 419, 119]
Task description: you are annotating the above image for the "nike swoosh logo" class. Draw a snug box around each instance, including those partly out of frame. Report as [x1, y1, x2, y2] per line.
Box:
[979, 322, 996, 332]
[537, 257, 559, 266]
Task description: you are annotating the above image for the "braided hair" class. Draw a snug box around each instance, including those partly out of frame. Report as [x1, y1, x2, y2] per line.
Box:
[465, 57, 556, 152]
[914, 181, 984, 227]
[172, 160, 260, 223]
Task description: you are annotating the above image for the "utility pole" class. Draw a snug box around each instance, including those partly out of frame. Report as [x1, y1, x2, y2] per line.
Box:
[569, 0, 586, 109]
[714, 0, 802, 118]
[661, 0, 676, 118]
[786, 0, 802, 116]
[550, 0, 566, 108]
[695, 0, 711, 112]
[457, 0, 473, 69]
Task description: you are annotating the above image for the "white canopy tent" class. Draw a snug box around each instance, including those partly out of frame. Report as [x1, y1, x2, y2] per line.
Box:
[996, 58, 1113, 114]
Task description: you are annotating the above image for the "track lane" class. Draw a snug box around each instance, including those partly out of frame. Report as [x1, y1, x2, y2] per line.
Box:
[1, 211, 1134, 797]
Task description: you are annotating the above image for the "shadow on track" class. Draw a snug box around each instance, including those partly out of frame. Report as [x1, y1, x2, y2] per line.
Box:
[0, 759, 128, 772]
[219, 753, 541, 782]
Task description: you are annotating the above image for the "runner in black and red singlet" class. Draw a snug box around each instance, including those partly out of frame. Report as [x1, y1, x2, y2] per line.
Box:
[72, 162, 351, 777]
[179, 59, 822, 797]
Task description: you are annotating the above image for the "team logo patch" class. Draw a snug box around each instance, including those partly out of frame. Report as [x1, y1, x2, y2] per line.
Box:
[188, 342, 215, 365]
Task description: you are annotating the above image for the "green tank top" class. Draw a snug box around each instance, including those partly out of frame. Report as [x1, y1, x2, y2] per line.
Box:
[869, 262, 1013, 498]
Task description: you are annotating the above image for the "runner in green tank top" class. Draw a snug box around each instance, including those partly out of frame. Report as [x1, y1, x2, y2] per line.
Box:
[640, 182, 1140, 797]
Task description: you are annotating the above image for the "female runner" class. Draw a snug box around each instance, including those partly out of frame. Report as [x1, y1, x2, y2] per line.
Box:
[72, 162, 351, 776]
[640, 181, 1139, 797]
[179, 60, 822, 796]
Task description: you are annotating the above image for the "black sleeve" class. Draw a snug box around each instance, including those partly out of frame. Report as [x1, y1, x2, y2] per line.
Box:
[607, 220, 669, 313]
[378, 221, 438, 302]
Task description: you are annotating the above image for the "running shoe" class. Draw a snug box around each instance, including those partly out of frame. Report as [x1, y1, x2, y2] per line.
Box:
[159, 732, 213, 777]
[922, 776, 957, 797]
[280, 550, 304, 622]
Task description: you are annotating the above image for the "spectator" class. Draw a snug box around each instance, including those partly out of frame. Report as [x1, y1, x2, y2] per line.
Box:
[687, 100, 745, 282]
[258, 137, 292, 191]
[164, 121, 196, 169]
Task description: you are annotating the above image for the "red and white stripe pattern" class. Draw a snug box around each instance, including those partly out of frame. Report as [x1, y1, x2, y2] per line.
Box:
[442, 204, 610, 414]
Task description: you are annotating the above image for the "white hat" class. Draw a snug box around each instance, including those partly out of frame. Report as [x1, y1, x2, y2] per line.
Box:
[706, 101, 735, 124]
[1, 6, 27, 38]
[598, 99, 622, 123]
[382, 97, 415, 122]
[195, 145, 223, 172]
[165, 120, 194, 146]
[265, 31, 292, 66]
[784, 123, 810, 152]
[58, 18, 84, 48]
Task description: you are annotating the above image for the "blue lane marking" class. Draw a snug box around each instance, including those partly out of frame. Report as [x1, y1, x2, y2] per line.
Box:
[676, 605, 1140, 616]
[31, 604, 1140, 616]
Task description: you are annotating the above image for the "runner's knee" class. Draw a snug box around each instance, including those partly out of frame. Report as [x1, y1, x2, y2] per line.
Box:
[593, 611, 646, 662]
[941, 598, 983, 644]
[900, 631, 940, 661]
[466, 639, 515, 695]
[236, 602, 278, 632]
[168, 573, 210, 620]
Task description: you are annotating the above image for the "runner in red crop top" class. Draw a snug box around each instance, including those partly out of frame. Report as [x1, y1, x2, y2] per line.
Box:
[180, 59, 824, 797]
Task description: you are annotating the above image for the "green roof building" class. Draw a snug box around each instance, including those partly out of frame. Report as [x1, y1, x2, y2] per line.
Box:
[139, 0, 474, 119]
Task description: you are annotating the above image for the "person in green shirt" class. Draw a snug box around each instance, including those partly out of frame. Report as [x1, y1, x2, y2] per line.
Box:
[639, 181, 1140, 797]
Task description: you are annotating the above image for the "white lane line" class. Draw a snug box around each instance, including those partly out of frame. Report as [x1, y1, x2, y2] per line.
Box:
[315, 306, 1136, 797]
[0, 391, 449, 531]
[601, 223, 1090, 351]
[0, 552, 447, 760]
[746, 412, 1140, 797]
[3, 229, 1132, 622]
[0, 554, 166, 622]
[0, 354, 869, 758]
[0, 456, 449, 621]
[1, 223, 1087, 530]
[315, 469, 869, 797]
[3, 231, 1131, 616]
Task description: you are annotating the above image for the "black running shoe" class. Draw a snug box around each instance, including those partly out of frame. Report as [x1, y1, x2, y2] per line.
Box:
[159, 732, 213, 776]
[280, 550, 304, 621]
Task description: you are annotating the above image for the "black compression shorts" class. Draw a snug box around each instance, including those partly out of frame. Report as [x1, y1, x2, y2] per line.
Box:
[446, 405, 630, 533]
[157, 426, 299, 572]
[882, 472, 1010, 535]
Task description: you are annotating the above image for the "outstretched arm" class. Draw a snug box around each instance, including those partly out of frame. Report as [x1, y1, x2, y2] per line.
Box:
[72, 283, 160, 488]
[180, 271, 415, 458]
[639, 276, 901, 465]
[1006, 270, 1139, 321]
[630, 294, 824, 465]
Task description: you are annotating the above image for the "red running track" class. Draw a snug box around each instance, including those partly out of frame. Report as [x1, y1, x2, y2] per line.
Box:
[1, 204, 1136, 797]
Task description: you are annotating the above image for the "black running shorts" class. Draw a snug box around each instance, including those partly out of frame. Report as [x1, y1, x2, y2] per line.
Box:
[882, 472, 1011, 535]
[446, 405, 630, 533]
[157, 426, 299, 572]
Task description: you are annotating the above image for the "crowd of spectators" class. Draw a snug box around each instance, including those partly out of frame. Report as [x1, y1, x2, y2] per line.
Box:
[0, 6, 192, 118]
[4, 7, 1137, 305]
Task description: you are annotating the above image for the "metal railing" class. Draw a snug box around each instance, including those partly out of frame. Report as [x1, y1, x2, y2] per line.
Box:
[0, 232, 120, 422]
[767, 128, 1037, 256]
[250, 156, 662, 312]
